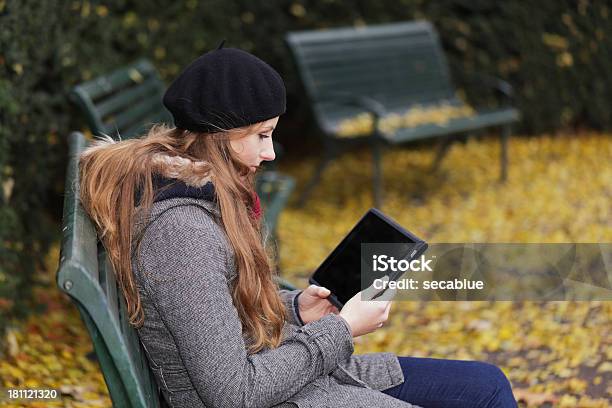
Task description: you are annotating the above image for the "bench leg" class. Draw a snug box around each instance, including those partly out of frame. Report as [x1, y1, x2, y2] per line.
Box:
[371, 138, 384, 208]
[296, 149, 335, 208]
[430, 136, 453, 172]
[500, 125, 510, 182]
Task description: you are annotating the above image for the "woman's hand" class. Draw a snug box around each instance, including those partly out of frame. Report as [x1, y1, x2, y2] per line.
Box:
[338, 276, 397, 338]
[297, 285, 340, 324]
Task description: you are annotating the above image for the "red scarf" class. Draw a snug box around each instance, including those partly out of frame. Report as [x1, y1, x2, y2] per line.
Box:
[250, 191, 263, 221]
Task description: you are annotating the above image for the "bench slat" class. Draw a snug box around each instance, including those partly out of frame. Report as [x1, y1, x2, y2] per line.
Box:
[314, 78, 453, 101]
[103, 96, 163, 135]
[117, 285, 161, 405]
[115, 108, 172, 139]
[96, 76, 164, 118]
[99, 250, 120, 327]
[296, 34, 435, 63]
[58, 132, 100, 279]
[287, 20, 434, 43]
[75, 60, 158, 101]
[307, 51, 445, 78]
[76, 304, 134, 407]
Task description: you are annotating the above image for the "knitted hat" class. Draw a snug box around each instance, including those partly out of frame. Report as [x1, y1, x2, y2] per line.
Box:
[162, 42, 286, 133]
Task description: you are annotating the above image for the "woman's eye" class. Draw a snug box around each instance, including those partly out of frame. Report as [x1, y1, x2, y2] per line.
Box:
[259, 134, 271, 139]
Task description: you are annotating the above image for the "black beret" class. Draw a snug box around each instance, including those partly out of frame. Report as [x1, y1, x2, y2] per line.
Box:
[163, 46, 286, 133]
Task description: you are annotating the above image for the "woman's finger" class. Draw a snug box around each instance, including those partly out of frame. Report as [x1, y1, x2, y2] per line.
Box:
[306, 284, 319, 293]
[318, 287, 331, 297]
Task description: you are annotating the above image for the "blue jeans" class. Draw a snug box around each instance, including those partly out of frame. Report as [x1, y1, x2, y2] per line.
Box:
[382, 357, 517, 408]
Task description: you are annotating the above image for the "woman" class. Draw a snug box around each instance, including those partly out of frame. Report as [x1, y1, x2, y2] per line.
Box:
[78, 45, 517, 407]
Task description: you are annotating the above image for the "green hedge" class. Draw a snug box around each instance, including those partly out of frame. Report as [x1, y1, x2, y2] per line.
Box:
[0, 0, 610, 330]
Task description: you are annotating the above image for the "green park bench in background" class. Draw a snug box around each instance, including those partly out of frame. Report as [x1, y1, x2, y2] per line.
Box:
[70, 59, 294, 255]
[56, 131, 297, 408]
[70, 60, 172, 139]
[286, 21, 520, 207]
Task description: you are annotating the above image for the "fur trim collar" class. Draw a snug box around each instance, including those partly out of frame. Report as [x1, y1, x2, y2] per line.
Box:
[150, 153, 212, 187]
[85, 135, 213, 188]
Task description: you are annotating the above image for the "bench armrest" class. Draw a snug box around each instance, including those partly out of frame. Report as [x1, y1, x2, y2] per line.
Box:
[460, 72, 515, 105]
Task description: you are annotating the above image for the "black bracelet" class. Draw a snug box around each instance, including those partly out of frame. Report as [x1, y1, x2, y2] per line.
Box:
[293, 291, 305, 326]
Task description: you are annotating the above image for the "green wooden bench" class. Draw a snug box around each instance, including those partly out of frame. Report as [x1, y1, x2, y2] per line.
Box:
[56, 131, 297, 407]
[70, 59, 294, 247]
[71, 59, 172, 139]
[286, 21, 520, 207]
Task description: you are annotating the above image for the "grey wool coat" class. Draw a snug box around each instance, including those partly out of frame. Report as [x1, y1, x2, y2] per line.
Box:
[132, 197, 417, 408]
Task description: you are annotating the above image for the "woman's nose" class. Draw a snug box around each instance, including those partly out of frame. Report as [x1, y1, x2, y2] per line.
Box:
[260, 143, 276, 162]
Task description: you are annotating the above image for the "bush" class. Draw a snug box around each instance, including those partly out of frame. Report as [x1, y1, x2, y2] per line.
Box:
[0, 0, 610, 335]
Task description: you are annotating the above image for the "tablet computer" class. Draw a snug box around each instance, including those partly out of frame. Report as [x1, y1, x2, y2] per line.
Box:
[309, 208, 428, 309]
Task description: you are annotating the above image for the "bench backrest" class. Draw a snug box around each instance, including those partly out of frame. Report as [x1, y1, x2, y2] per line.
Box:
[57, 132, 162, 408]
[71, 60, 172, 139]
[286, 21, 456, 128]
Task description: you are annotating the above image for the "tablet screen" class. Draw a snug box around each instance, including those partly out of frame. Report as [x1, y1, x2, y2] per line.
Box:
[310, 209, 426, 307]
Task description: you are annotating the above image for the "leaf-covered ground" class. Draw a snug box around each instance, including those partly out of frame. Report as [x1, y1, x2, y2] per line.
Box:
[276, 132, 611, 407]
[1, 132, 610, 407]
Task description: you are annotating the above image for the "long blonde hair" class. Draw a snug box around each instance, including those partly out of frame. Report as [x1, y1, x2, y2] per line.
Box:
[78, 123, 287, 353]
